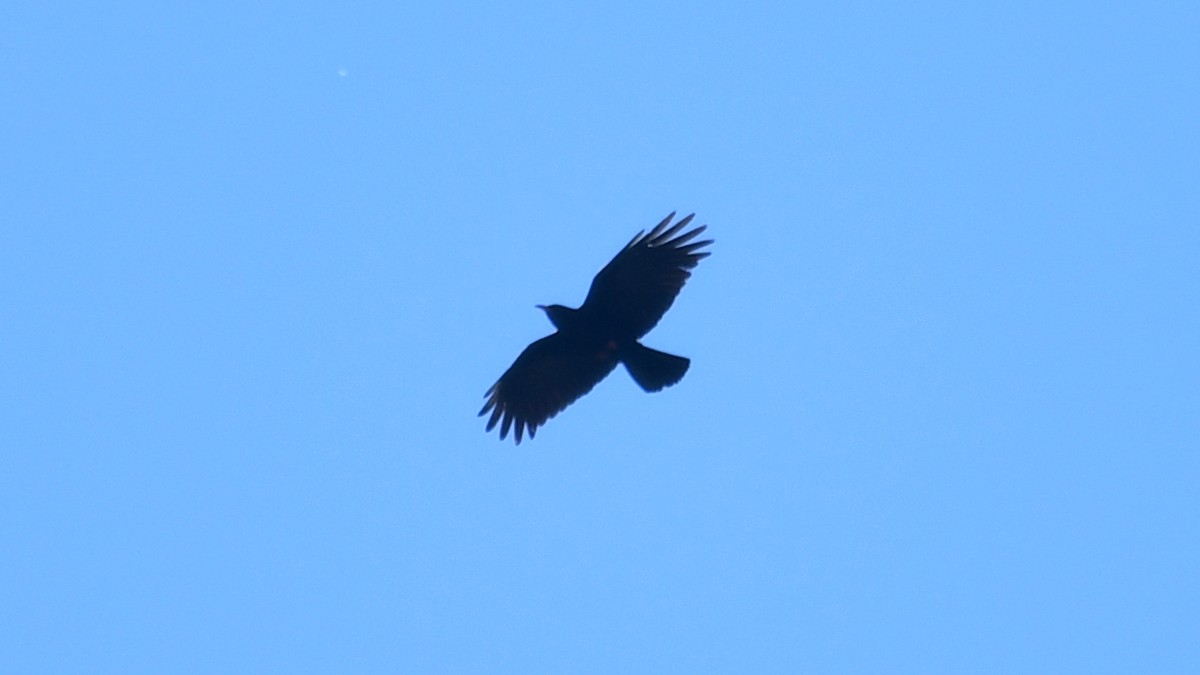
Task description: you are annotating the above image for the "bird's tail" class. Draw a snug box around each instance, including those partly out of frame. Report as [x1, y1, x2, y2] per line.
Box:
[621, 342, 690, 393]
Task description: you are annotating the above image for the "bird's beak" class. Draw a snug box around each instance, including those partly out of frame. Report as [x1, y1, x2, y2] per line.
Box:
[535, 304, 548, 311]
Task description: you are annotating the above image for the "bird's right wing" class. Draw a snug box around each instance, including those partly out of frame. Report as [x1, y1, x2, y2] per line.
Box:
[582, 212, 713, 338]
[479, 333, 620, 444]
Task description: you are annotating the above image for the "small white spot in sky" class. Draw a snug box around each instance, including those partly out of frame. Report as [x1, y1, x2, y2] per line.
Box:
[337, 67, 348, 77]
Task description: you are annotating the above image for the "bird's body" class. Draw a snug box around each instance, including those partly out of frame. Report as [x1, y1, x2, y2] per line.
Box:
[480, 212, 712, 444]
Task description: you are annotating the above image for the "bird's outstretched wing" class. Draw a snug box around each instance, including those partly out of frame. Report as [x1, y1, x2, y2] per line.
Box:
[582, 212, 713, 339]
[479, 333, 620, 444]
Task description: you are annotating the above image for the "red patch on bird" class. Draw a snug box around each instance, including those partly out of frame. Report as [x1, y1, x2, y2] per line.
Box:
[594, 340, 618, 360]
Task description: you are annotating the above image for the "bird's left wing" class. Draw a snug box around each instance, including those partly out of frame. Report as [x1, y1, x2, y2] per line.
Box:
[479, 332, 620, 444]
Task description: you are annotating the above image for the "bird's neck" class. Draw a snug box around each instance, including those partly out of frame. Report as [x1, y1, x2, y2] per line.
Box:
[544, 304, 583, 331]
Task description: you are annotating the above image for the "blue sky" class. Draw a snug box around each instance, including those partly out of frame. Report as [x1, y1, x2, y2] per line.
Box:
[3, 2, 1197, 672]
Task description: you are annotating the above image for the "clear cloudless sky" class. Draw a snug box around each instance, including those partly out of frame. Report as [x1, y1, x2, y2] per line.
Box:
[3, 2, 1197, 673]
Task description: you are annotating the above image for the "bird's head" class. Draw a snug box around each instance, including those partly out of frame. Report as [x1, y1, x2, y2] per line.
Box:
[537, 304, 575, 329]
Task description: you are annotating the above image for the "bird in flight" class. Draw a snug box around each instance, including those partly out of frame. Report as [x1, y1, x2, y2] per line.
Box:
[480, 212, 713, 444]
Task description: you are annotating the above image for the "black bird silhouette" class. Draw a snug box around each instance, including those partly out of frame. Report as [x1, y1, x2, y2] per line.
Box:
[480, 212, 713, 444]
